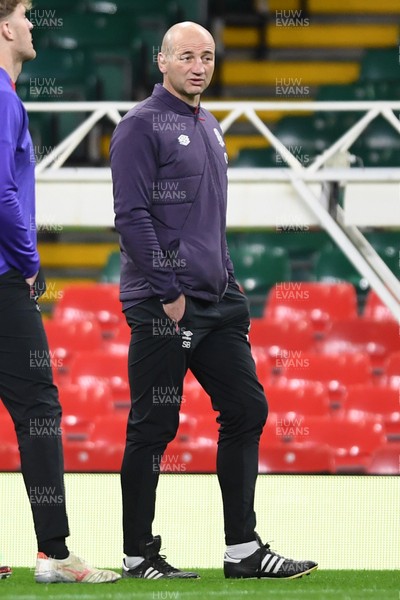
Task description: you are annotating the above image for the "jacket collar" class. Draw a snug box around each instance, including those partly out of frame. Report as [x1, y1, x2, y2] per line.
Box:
[152, 83, 199, 116]
[0, 67, 16, 91]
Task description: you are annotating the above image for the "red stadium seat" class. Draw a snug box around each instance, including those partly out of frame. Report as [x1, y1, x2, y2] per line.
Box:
[0, 413, 17, 444]
[53, 283, 122, 336]
[60, 383, 114, 416]
[90, 414, 127, 445]
[163, 437, 216, 473]
[292, 415, 386, 472]
[259, 414, 301, 447]
[64, 411, 129, 472]
[279, 352, 373, 403]
[176, 412, 198, 441]
[265, 380, 330, 417]
[259, 442, 335, 474]
[367, 443, 400, 475]
[363, 290, 397, 321]
[68, 351, 130, 408]
[191, 414, 219, 442]
[182, 371, 212, 419]
[181, 392, 212, 420]
[251, 347, 272, 385]
[0, 444, 20, 471]
[62, 416, 94, 442]
[0, 414, 20, 471]
[343, 384, 400, 440]
[249, 318, 315, 360]
[68, 414, 128, 471]
[264, 282, 358, 333]
[162, 411, 219, 473]
[70, 381, 113, 402]
[320, 318, 400, 370]
[63, 441, 123, 472]
[60, 383, 115, 441]
[385, 351, 400, 388]
[63, 440, 96, 472]
[44, 319, 103, 374]
[102, 323, 131, 355]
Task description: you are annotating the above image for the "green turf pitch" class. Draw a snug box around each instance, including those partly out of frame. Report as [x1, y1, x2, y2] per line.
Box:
[0, 569, 398, 600]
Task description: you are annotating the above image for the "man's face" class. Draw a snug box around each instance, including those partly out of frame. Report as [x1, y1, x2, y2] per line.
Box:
[6, 3, 36, 62]
[158, 29, 215, 105]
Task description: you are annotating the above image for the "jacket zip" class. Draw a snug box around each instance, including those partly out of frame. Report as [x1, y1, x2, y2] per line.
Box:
[196, 119, 228, 300]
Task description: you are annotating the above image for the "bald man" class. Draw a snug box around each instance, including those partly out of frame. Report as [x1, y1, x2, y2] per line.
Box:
[110, 21, 318, 580]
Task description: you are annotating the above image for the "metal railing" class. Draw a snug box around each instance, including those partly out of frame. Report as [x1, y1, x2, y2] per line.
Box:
[25, 99, 400, 318]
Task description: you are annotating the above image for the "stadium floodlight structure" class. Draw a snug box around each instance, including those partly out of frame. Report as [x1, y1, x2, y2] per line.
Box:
[26, 99, 400, 321]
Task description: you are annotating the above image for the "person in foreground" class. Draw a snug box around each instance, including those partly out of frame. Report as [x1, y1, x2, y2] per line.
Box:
[110, 21, 318, 580]
[0, 1, 120, 584]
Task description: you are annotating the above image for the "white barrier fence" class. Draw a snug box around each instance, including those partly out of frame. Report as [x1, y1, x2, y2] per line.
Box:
[28, 99, 400, 226]
[2, 472, 399, 569]
[26, 100, 400, 318]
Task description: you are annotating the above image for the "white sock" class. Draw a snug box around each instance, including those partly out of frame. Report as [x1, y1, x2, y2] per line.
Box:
[225, 540, 260, 559]
[124, 556, 145, 569]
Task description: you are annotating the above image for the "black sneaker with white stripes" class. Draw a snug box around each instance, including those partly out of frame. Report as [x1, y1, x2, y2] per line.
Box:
[122, 536, 199, 580]
[224, 533, 318, 579]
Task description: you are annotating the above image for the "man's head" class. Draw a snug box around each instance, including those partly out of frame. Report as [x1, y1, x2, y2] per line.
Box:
[0, 1, 35, 77]
[158, 21, 215, 106]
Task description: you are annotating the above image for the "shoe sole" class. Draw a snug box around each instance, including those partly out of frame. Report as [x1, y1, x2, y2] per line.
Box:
[225, 564, 318, 580]
[122, 572, 200, 580]
[35, 572, 120, 584]
[36, 578, 120, 584]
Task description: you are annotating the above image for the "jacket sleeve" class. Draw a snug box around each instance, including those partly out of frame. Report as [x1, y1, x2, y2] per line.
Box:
[0, 95, 40, 278]
[110, 115, 182, 303]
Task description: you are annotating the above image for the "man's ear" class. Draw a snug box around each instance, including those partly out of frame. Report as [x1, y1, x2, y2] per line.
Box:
[158, 52, 167, 74]
[0, 19, 13, 42]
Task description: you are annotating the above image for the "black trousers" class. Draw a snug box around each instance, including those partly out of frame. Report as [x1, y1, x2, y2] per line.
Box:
[122, 283, 268, 555]
[0, 269, 69, 546]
